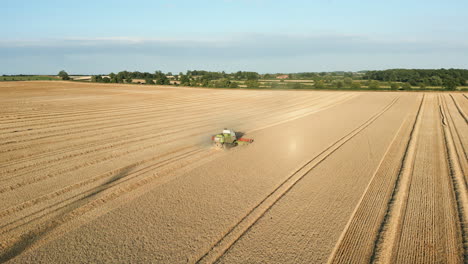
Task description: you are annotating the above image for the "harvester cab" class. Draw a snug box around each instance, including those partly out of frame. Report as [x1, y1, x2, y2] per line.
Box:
[212, 128, 254, 149]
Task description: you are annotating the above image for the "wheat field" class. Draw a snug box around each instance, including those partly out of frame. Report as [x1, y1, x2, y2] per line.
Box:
[0, 81, 467, 263]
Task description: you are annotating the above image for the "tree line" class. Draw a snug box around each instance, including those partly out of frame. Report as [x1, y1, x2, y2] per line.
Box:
[363, 69, 468, 90]
[56, 68, 467, 90]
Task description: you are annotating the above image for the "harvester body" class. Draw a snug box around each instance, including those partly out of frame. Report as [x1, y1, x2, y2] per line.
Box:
[212, 129, 253, 148]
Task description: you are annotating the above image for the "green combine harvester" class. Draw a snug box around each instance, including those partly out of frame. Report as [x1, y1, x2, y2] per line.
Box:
[211, 128, 254, 149]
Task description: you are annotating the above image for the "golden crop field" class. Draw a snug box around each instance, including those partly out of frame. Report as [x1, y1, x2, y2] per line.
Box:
[0, 81, 467, 263]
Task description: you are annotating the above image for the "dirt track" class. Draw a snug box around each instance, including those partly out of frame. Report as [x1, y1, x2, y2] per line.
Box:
[0, 82, 467, 263]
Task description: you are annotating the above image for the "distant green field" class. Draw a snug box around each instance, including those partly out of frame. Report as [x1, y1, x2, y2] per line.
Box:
[0, 76, 59, 81]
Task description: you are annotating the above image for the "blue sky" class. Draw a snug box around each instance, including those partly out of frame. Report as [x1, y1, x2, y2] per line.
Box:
[1, 0, 467, 74]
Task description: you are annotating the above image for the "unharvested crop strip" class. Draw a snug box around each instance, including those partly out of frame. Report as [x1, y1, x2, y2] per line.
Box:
[369, 95, 425, 263]
[440, 95, 468, 261]
[195, 97, 399, 264]
[444, 95, 468, 161]
[327, 95, 424, 264]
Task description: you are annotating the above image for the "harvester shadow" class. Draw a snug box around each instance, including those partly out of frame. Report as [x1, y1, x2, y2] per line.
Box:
[235, 131, 245, 138]
[0, 166, 134, 263]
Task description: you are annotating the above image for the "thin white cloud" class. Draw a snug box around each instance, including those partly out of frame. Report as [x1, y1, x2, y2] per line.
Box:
[1, 33, 467, 74]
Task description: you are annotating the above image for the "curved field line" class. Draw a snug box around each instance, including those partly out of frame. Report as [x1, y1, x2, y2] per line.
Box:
[450, 94, 468, 124]
[195, 96, 399, 264]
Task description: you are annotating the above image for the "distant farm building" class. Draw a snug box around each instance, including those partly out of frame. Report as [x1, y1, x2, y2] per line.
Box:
[276, 74, 289, 79]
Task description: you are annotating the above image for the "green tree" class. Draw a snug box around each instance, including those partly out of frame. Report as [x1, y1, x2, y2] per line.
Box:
[343, 77, 353, 87]
[245, 80, 260, 88]
[351, 82, 362, 89]
[146, 79, 155, 85]
[443, 77, 458, 90]
[126, 78, 133, 83]
[180, 74, 190, 86]
[390, 82, 400, 90]
[102, 77, 110, 83]
[335, 81, 344, 89]
[368, 80, 380, 89]
[314, 80, 326, 89]
[401, 83, 412, 90]
[91, 75, 102, 82]
[58, 70, 70, 80]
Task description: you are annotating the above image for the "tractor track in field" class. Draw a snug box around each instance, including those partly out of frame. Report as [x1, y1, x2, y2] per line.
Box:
[0, 94, 356, 213]
[0, 94, 352, 197]
[445, 96, 468, 161]
[0, 92, 335, 150]
[0, 93, 350, 179]
[195, 96, 399, 264]
[369, 94, 463, 263]
[0, 90, 316, 128]
[0, 84, 359, 262]
[0, 146, 206, 225]
[329, 94, 468, 264]
[440, 95, 468, 261]
[0, 94, 269, 157]
[0, 92, 266, 132]
[0, 93, 261, 138]
[369, 94, 424, 263]
[0, 94, 338, 174]
[10, 82, 461, 262]
[450, 94, 468, 124]
[0, 92, 246, 124]
[327, 94, 424, 264]
[0, 147, 214, 261]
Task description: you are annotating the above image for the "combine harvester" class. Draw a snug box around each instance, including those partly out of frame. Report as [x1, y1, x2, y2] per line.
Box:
[211, 128, 254, 149]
